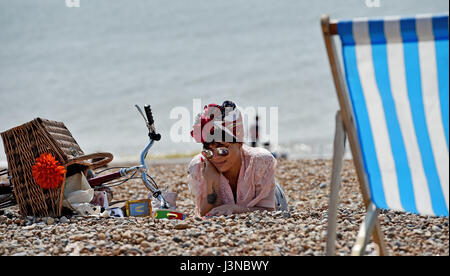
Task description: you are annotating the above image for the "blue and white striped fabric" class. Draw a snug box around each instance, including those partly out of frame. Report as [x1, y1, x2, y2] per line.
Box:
[337, 14, 449, 217]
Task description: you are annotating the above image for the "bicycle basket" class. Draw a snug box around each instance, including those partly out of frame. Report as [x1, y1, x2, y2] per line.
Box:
[1, 118, 113, 217]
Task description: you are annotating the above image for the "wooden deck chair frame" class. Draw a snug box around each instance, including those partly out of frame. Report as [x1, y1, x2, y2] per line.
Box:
[321, 14, 388, 256]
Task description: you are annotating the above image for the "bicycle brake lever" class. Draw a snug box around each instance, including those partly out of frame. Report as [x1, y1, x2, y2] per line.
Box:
[135, 105, 149, 125]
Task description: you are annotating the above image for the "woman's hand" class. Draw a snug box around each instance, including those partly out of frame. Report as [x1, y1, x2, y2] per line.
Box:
[201, 158, 220, 182]
[207, 204, 248, 217]
[202, 158, 221, 203]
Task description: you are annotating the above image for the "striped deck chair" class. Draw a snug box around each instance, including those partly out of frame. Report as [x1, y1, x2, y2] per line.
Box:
[321, 13, 449, 256]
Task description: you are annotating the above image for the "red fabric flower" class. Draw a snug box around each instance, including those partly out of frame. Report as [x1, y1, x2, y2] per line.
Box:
[32, 153, 66, 189]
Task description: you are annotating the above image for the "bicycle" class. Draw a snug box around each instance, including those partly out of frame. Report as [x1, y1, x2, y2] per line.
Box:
[0, 105, 186, 220]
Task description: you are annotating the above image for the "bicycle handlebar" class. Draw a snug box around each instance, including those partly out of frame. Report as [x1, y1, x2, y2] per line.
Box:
[139, 104, 161, 141]
[144, 105, 154, 126]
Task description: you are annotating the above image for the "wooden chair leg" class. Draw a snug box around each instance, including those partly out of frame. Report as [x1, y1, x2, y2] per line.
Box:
[326, 111, 346, 256]
[352, 203, 378, 255]
[372, 218, 388, 256]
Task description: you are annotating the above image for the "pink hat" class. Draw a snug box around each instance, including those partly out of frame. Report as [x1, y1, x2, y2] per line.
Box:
[191, 101, 244, 143]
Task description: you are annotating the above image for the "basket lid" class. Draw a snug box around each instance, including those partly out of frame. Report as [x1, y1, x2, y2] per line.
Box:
[37, 118, 114, 169]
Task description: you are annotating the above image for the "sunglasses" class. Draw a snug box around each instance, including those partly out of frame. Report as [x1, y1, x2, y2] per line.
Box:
[202, 147, 230, 159]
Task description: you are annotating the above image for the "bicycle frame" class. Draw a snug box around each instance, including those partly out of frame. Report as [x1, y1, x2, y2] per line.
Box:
[89, 145, 168, 205]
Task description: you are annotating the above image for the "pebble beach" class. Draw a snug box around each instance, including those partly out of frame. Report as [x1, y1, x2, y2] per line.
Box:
[0, 159, 448, 256]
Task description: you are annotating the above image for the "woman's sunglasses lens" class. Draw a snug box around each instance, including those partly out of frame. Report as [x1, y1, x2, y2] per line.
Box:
[217, 148, 229, 156]
[202, 150, 214, 159]
[203, 147, 229, 159]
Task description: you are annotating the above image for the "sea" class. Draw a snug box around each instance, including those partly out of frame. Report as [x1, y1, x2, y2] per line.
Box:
[0, 0, 448, 166]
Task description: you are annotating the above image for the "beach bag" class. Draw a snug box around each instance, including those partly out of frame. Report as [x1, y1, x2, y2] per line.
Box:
[1, 118, 113, 217]
[63, 172, 94, 210]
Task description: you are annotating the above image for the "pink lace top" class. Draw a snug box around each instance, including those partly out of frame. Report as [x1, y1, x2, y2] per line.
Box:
[188, 145, 277, 216]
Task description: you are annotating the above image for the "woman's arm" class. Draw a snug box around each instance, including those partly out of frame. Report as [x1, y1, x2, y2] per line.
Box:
[198, 176, 221, 216]
[208, 204, 274, 216]
[198, 159, 223, 216]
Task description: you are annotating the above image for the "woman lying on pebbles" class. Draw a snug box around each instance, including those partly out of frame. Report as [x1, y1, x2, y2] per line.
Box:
[188, 101, 287, 217]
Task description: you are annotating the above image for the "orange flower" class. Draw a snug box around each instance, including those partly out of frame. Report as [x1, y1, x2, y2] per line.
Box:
[32, 153, 66, 189]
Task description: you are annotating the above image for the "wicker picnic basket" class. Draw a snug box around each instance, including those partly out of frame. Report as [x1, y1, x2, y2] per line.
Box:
[1, 118, 113, 217]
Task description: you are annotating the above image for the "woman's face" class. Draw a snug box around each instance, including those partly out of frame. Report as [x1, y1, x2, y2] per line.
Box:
[203, 142, 242, 173]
